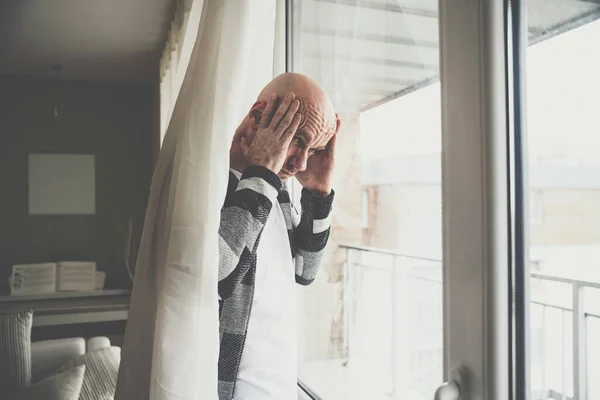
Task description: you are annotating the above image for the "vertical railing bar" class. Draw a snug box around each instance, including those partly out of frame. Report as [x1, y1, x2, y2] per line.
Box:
[573, 284, 578, 400]
[573, 282, 587, 400]
[541, 305, 546, 396]
[391, 254, 398, 398]
[344, 248, 352, 366]
[561, 309, 566, 400]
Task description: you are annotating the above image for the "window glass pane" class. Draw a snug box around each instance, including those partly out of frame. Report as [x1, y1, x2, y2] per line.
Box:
[290, 1, 442, 398]
[525, 2, 600, 399]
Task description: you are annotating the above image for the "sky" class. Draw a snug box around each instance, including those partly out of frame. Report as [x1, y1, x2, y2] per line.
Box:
[359, 18, 600, 166]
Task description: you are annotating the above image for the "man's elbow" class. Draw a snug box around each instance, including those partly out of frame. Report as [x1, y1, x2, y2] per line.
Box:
[218, 286, 234, 300]
[218, 275, 238, 300]
[294, 250, 325, 286]
[295, 275, 316, 286]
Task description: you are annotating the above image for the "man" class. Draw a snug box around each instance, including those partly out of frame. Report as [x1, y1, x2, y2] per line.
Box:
[217, 73, 340, 399]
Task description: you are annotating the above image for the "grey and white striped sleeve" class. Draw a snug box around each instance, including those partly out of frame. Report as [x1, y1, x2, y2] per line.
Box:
[218, 165, 281, 299]
[293, 188, 335, 285]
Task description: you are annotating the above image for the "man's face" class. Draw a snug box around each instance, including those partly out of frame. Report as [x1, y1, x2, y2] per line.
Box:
[276, 99, 334, 179]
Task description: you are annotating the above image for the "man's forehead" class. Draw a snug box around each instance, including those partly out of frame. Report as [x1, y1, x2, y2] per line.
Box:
[297, 125, 333, 149]
[288, 88, 335, 146]
[297, 99, 334, 126]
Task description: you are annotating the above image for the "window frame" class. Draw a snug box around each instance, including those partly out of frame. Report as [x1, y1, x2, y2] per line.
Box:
[288, 0, 523, 398]
[439, 0, 514, 398]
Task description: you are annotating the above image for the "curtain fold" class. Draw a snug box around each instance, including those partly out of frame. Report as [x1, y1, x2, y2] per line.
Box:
[115, 1, 279, 399]
[159, 0, 191, 138]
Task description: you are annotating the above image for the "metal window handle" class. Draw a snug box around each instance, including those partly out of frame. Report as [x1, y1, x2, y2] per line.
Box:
[434, 382, 460, 400]
[434, 367, 467, 400]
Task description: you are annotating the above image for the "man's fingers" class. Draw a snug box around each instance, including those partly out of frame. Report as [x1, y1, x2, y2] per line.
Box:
[323, 116, 341, 155]
[327, 130, 338, 155]
[275, 99, 300, 136]
[277, 113, 302, 154]
[259, 94, 278, 129]
[281, 113, 302, 142]
[240, 136, 250, 156]
[269, 92, 295, 130]
[229, 137, 239, 155]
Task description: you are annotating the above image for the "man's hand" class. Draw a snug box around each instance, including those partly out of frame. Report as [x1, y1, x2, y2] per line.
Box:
[235, 93, 301, 174]
[296, 115, 341, 196]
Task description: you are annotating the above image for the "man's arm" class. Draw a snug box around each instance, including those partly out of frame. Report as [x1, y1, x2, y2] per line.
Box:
[221, 91, 302, 299]
[218, 166, 281, 299]
[292, 188, 335, 285]
[292, 115, 340, 285]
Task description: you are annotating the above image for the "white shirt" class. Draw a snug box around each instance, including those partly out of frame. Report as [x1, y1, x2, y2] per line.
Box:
[231, 169, 298, 400]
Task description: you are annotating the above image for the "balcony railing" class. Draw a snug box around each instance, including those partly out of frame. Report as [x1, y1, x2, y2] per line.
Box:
[340, 244, 600, 400]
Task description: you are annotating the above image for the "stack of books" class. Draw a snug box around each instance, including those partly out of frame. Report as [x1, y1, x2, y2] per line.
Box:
[9, 261, 105, 295]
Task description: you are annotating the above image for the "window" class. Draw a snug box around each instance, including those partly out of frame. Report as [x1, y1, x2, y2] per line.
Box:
[289, 1, 443, 398]
[288, 0, 600, 398]
[529, 190, 543, 226]
[524, 8, 600, 400]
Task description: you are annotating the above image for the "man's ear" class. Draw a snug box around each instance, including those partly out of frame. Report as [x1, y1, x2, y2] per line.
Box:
[249, 101, 267, 128]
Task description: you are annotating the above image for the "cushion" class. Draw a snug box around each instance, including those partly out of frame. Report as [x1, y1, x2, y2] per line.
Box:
[55, 346, 121, 400]
[0, 310, 33, 391]
[31, 337, 86, 383]
[86, 336, 111, 352]
[7, 365, 85, 400]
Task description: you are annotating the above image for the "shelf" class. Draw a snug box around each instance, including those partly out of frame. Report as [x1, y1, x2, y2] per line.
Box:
[32, 310, 129, 327]
[0, 289, 131, 327]
[0, 289, 130, 303]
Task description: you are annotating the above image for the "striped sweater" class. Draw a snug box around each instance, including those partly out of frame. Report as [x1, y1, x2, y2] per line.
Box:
[217, 165, 334, 400]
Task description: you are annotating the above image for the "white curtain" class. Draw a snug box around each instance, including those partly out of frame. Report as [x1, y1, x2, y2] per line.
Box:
[159, 0, 192, 141]
[115, 1, 283, 399]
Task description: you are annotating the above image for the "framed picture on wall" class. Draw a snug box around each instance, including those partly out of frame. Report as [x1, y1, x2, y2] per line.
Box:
[28, 153, 95, 215]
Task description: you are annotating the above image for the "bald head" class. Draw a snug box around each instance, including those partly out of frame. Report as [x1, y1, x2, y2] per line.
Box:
[257, 73, 336, 143]
[258, 73, 326, 102]
[233, 73, 338, 179]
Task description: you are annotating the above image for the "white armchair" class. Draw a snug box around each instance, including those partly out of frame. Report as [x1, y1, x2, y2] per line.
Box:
[31, 337, 111, 383]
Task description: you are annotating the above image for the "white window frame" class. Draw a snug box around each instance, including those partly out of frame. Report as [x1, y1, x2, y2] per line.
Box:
[287, 0, 522, 397]
[439, 0, 514, 399]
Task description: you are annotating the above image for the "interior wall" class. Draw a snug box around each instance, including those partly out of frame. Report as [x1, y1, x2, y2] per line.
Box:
[152, 74, 162, 166]
[0, 75, 154, 294]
